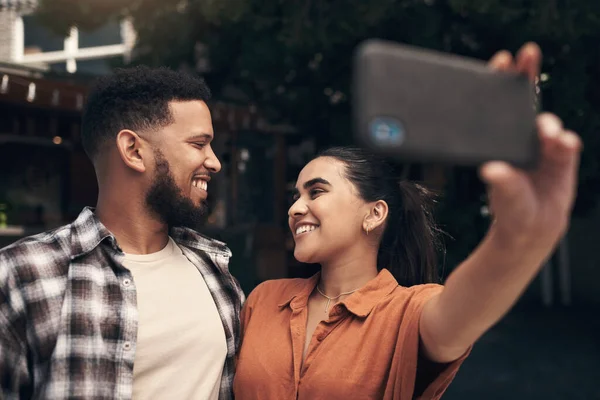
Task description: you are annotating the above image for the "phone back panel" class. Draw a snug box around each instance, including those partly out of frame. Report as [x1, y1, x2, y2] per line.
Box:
[353, 40, 539, 168]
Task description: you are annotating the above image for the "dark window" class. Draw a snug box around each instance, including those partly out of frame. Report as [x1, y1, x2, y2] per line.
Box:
[79, 21, 122, 48]
[22, 15, 65, 53]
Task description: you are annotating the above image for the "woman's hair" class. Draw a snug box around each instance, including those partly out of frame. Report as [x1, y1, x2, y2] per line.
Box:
[317, 146, 442, 286]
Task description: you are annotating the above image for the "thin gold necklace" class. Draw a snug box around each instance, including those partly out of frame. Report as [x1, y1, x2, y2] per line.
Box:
[316, 285, 359, 313]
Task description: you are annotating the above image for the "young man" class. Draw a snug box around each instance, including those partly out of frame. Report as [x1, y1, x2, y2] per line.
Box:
[0, 67, 244, 399]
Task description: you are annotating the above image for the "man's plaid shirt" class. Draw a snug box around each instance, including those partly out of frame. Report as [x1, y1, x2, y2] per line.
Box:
[0, 207, 245, 399]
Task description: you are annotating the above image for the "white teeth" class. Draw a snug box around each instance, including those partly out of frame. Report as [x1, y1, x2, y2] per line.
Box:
[295, 225, 318, 235]
[193, 179, 208, 191]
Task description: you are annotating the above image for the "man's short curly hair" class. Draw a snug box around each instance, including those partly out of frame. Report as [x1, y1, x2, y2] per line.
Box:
[81, 66, 212, 160]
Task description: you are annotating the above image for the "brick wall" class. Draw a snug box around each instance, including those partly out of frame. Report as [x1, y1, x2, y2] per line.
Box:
[0, 11, 17, 61]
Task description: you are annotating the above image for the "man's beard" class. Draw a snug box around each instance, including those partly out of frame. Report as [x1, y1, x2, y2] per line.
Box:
[145, 150, 209, 230]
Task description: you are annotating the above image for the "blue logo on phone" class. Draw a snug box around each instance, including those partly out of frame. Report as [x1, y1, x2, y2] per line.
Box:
[369, 117, 405, 146]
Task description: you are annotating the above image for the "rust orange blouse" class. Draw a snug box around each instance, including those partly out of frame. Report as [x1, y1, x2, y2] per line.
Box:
[234, 269, 469, 399]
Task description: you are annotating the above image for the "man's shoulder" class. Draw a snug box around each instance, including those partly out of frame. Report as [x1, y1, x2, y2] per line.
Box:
[1, 223, 73, 256]
[0, 223, 75, 281]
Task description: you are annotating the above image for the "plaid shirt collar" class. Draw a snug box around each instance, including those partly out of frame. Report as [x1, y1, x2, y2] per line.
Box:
[70, 207, 233, 259]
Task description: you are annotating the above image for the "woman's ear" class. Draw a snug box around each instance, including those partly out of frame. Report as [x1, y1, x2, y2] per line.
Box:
[363, 200, 389, 235]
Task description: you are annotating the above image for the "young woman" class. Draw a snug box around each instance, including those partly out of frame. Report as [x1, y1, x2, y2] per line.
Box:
[233, 43, 582, 399]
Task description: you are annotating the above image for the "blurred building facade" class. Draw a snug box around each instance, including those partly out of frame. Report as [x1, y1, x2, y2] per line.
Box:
[0, 1, 598, 305]
[0, 0, 314, 291]
[0, 63, 299, 293]
[0, 0, 301, 293]
[0, 0, 135, 74]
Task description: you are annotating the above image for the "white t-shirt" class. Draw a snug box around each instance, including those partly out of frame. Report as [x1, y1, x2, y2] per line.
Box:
[123, 238, 227, 399]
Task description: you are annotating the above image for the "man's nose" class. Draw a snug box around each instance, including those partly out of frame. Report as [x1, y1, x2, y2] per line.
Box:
[204, 145, 222, 173]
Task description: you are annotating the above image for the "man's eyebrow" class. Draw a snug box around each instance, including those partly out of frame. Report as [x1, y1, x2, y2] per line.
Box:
[186, 133, 213, 141]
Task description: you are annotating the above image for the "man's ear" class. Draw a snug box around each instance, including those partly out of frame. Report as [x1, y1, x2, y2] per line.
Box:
[116, 129, 148, 173]
[362, 200, 389, 235]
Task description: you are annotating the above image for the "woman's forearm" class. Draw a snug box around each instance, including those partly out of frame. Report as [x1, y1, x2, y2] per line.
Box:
[419, 226, 559, 362]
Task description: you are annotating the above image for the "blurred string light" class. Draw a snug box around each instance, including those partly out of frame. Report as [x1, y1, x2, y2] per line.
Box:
[0, 73, 85, 109]
[323, 87, 345, 104]
[176, 0, 188, 13]
[309, 53, 323, 70]
[0, 73, 270, 133]
[26, 82, 36, 102]
[238, 148, 250, 173]
[1, 75, 8, 94]
[533, 76, 542, 112]
[330, 91, 345, 104]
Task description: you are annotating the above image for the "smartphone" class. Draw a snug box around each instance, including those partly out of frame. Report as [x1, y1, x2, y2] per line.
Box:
[352, 39, 540, 169]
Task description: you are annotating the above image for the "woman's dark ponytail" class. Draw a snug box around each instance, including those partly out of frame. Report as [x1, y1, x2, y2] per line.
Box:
[378, 181, 441, 286]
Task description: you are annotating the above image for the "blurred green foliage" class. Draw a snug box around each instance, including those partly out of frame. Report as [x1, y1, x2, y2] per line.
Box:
[37, 0, 600, 271]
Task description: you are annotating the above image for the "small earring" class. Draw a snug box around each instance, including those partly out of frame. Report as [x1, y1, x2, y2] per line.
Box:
[365, 226, 370, 235]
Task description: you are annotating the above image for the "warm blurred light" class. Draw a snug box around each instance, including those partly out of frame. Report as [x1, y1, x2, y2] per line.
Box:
[240, 148, 250, 161]
[27, 83, 36, 102]
[176, 0, 187, 13]
[309, 53, 323, 70]
[540, 73, 550, 82]
[0, 75, 8, 94]
[53, 136, 63, 145]
[330, 91, 345, 104]
[480, 205, 490, 217]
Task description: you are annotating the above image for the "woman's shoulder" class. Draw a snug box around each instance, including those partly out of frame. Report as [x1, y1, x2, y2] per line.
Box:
[365, 283, 445, 326]
[401, 282, 444, 295]
[385, 283, 445, 308]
